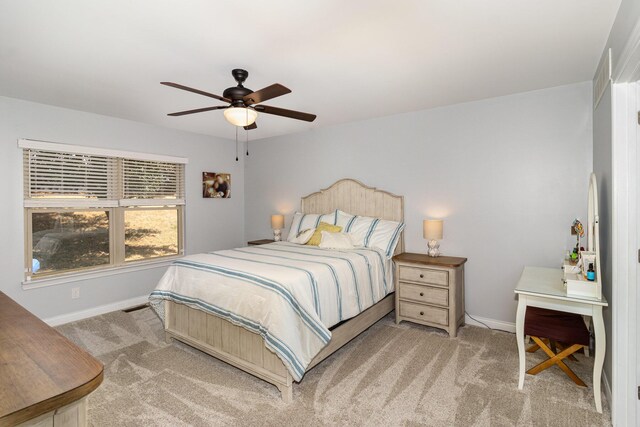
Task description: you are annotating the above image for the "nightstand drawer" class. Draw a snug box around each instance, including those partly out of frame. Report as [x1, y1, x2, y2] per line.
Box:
[399, 301, 448, 326]
[398, 283, 448, 306]
[398, 266, 448, 286]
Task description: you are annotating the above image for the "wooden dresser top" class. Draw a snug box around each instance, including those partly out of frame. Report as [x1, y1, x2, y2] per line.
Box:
[0, 292, 103, 426]
[393, 252, 467, 268]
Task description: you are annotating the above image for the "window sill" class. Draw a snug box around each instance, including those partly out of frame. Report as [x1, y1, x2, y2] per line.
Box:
[22, 256, 182, 290]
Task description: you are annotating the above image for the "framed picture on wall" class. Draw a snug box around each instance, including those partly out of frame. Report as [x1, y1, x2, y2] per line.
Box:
[203, 172, 231, 198]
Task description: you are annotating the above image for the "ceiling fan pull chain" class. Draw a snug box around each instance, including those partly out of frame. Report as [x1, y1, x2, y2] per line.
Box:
[245, 109, 249, 156]
[235, 126, 239, 161]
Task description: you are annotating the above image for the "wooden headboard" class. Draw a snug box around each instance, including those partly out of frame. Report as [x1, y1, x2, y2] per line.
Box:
[300, 178, 405, 255]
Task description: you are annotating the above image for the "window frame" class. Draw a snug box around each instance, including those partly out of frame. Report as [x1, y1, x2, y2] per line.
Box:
[20, 139, 187, 286]
[122, 205, 184, 264]
[25, 207, 116, 278]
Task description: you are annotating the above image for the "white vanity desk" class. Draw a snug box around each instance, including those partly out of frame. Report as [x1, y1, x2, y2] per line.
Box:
[514, 266, 608, 413]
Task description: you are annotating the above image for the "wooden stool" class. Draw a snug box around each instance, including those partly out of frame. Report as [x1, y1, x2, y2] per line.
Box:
[524, 306, 590, 387]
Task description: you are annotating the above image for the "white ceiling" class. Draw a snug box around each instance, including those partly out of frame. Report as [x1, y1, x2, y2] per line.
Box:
[0, 0, 620, 141]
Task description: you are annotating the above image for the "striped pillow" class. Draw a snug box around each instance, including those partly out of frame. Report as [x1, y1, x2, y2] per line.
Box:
[336, 210, 404, 257]
[287, 211, 338, 242]
[336, 209, 358, 230]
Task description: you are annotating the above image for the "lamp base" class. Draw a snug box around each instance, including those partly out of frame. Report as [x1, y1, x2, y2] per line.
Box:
[273, 229, 282, 242]
[427, 240, 440, 257]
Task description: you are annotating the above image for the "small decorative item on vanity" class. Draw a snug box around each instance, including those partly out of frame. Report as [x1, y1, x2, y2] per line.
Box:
[571, 218, 584, 259]
[580, 251, 596, 277]
[423, 219, 443, 257]
[271, 214, 285, 242]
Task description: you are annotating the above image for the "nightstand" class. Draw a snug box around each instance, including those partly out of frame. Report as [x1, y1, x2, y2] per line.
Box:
[393, 252, 467, 337]
[247, 239, 276, 246]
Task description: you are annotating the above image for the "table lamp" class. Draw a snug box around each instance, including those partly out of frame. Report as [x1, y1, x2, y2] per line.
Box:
[271, 214, 285, 242]
[423, 219, 443, 257]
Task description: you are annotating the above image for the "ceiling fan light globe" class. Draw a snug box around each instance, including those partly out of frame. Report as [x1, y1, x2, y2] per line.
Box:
[224, 107, 257, 127]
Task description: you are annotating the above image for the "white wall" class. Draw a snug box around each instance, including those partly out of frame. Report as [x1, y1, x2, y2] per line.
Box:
[0, 95, 244, 319]
[245, 82, 593, 324]
[0, 81, 595, 328]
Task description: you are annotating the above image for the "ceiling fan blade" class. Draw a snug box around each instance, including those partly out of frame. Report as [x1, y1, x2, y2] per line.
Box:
[161, 82, 230, 103]
[243, 84, 291, 105]
[243, 122, 257, 130]
[167, 106, 228, 116]
[254, 105, 316, 122]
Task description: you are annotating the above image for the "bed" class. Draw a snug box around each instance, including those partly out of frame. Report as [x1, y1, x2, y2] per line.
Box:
[149, 179, 404, 401]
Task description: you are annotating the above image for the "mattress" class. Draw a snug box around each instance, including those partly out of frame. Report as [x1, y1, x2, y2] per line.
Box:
[149, 242, 393, 381]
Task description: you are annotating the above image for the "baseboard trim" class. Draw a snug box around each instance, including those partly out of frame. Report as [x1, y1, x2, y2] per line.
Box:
[464, 313, 516, 333]
[44, 295, 150, 326]
[46, 300, 518, 333]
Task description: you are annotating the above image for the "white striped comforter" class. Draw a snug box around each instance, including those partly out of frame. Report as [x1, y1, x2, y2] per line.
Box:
[149, 242, 393, 381]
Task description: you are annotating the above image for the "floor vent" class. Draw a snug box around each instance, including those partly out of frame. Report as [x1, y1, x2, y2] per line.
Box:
[122, 303, 149, 313]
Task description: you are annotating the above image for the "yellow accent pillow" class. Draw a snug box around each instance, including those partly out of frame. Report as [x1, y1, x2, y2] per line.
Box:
[306, 222, 342, 246]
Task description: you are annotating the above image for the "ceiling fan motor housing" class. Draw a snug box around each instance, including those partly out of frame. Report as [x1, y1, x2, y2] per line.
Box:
[224, 69, 253, 107]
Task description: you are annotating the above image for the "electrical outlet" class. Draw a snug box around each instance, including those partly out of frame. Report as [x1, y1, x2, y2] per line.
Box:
[71, 287, 80, 299]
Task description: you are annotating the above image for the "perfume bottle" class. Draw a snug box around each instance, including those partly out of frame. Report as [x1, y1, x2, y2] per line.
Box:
[587, 263, 595, 281]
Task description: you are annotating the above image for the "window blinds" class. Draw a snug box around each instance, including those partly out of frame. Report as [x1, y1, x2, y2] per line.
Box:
[121, 159, 185, 206]
[21, 141, 186, 208]
[23, 149, 118, 207]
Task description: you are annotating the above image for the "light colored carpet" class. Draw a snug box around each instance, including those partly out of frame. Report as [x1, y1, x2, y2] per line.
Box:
[56, 307, 611, 426]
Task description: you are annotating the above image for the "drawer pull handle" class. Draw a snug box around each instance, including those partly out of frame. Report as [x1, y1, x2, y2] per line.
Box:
[420, 311, 424, 316]
[419, 292, 424, 296]
[419, 274, 424, 278]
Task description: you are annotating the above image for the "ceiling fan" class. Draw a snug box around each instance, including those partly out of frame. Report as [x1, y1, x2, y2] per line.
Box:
[161, 69, 317, 130]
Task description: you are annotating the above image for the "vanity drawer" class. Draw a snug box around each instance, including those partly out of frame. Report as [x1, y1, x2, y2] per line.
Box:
[398, 266, 448, 286]
[398, 301, 449, 326]
[398, 283, 448, 306]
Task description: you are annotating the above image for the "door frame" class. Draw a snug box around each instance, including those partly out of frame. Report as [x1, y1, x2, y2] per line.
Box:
[610, 79, 638, 427]
[610, 19, 640, 424]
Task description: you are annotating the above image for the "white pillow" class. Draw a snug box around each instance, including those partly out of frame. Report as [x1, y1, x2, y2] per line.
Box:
[336, 210, 404, 257]
[289, 228, 316, 245]
[368, 219, 405, 257]
[336, 209, 358, 229]
[287, 211, 337, 242]
[318, 231, 355, 249]
[335, 210, 362, 246]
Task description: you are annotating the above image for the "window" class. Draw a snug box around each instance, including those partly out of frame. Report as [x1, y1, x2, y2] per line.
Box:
[31, 210, 111, 275]
[124, 208, 179, 261]
[21, 139, 187, 281]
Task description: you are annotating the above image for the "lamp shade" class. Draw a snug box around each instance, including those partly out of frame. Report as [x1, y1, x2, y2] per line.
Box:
[224, 107, 258, 127]
[423, 219, 443, 240]
[271, 214, 285, 230]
